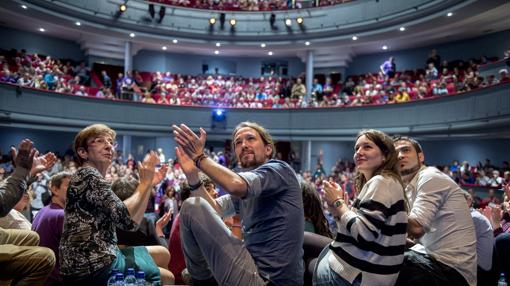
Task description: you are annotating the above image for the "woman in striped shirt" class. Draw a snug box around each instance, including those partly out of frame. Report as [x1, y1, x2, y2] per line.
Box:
[313, 129, 408, 286]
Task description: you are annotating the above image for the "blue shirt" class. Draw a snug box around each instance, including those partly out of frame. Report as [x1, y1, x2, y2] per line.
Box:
[217, 160, 304, 285]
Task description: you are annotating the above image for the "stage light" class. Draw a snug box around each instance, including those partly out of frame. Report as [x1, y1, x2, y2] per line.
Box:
[305, 41, 310, 46]
[21, 4, 27, 9]
[352, 36, 358, 41]
[212, 109, 226, 121]
[447, 12, 453, 17]
[296, 17, 304, 25]
[399, 26, 406, 31]
[129, 33, 135, 38]
[75, 21, 81, 26]
[268, 51, 273, 56]
[285, 18, 292, 27]
[230, 18, 236, 26]
[209, 17, 216, 25]
[261, 43, 266, 48]
[382, 45, 388, 50]
[162, 46, 167, 50]
[216, 42, 221, 47]
[172, 39, 178, 44]
[119, 3, 127, 13]
[214, 50, 220, 55]
[39, 28, 45, 32]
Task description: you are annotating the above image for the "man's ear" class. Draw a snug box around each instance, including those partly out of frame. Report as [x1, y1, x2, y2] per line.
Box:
[265, 145, 273, 158]
[77, 147, 88, 161]
[418, 152, 425, 164]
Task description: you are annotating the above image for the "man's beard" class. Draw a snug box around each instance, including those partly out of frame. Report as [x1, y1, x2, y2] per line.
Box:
[400, 163, 421, 177]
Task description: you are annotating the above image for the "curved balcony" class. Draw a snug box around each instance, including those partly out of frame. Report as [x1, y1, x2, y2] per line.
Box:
[1, 81, 509, 141]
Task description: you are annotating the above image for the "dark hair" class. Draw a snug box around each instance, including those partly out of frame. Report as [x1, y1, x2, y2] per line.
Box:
[179, 182, 191, 202]
[301, 181, 332, 238]
[49, 171, 72, 190]
[232, 121, 275, 159]
[111, 177, 139, 201]
[392, 135, 423, 154]
[354, 129, 404, 195]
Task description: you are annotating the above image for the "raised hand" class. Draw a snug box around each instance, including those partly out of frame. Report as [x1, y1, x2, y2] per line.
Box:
[11, 139, 36, 170]
[503, 183, 510, 200]
[172, 124, 206, 161]
[175, 146, 198, 178]
[138, 151, 159, 188]
[152, 164, 168, 187]
[30, 152, 57, 177]
[156, 211, 172, 230]
[322, 180, 345, 207]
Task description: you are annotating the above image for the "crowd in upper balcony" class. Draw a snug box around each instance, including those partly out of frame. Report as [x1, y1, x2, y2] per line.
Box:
[1, 48, 509, 109]
[149, 0, 353, 11]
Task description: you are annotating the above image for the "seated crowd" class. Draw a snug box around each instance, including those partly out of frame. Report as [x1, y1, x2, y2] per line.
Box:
[1, 48, 509, 110]
[149, 0, 353, 11]
[1, 122, 510, 285]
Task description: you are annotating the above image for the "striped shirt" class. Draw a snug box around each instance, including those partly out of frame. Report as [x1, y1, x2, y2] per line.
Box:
[329, 175, 407, 286]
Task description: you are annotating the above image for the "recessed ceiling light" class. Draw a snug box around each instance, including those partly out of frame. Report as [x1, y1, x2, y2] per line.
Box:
[129, 33, 135, 38]
[162, 46, 167, 50]
[399, 26, 406, 31]
[305, 41, 310, 46]
[447, 12, 453, 17]
[172, 39, 178, 44]
[260, 43, 266, 48]
[39, 28, 45, 32]
[216, 42, 221, 47]
[21, 5, 27, 9]
[268, 51, 273, 56]
[352, 36, 358, 41]
[382, 45, 388, 50]
[75, 21, 81, 26]
[214, 50, 220, 55]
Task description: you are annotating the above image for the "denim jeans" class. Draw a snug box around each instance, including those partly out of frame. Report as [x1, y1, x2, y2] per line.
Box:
[313, 247, 361, 286]
[180, 197, 266, 286]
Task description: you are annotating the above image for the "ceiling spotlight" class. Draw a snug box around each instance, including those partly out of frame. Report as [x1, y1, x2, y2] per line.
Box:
[21, 4, 27, 9]
[447, 12, 453, 17]
[209, 17, 216, 25]
[129, 33, 135, 38]
[119, 3, 127, 13]
[382, 45, 388, 50]
[268, 51, 273, 56]
[230, 18, 236, 26]
[39, 28, 45, 32]
[172, 39, 178, 44]
[216, 42, 221, 47]
[162, 46, 167, 50]
[214, 50, 220, 55]
[75, 21, 81, 26]
[305, 41, 310, 46]
[296, 17, 304, 25]
[261, 43, 266, 48]
[352, 36, 358, 41]
[399, 26, 406, 31]
[285, 18, 292, 27]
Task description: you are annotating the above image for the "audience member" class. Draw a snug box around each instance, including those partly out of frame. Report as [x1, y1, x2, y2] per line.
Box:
[0, 191, 31, 230]
[291, 77, 307, 99]
[380, 57, 396, 78]
[32, 171, 72, 286]
[394, 136, 476, 286]
[0, 139, 56, 285]
[172, 121, 304, 285]
[59, 124, 172, 285]
[313, 129, 407, 286]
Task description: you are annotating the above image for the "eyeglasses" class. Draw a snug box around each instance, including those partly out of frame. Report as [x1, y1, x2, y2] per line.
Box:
[89, 137, 118, 149]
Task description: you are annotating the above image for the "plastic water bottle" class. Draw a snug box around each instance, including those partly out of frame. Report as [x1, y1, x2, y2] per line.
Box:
[115, 273, 125, 286]
[499, 273, 508, 286]
[136, 271, 147, 286]
[124, 268, 137, 286]
[107, 269, 118, 286]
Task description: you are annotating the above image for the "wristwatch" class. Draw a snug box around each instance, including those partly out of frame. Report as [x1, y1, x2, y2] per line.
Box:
[332, 198, 344, 208]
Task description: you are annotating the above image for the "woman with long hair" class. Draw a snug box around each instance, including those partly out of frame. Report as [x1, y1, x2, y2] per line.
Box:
[313, 129, 408, 286]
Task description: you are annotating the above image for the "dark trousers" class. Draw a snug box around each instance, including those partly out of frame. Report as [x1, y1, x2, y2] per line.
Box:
[496, 233, 510, 282]
[395, 250, 468, 286]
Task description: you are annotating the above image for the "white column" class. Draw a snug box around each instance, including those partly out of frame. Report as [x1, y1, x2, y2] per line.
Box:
[306, 50, 314, 102]
[124, 41, 132, 74]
